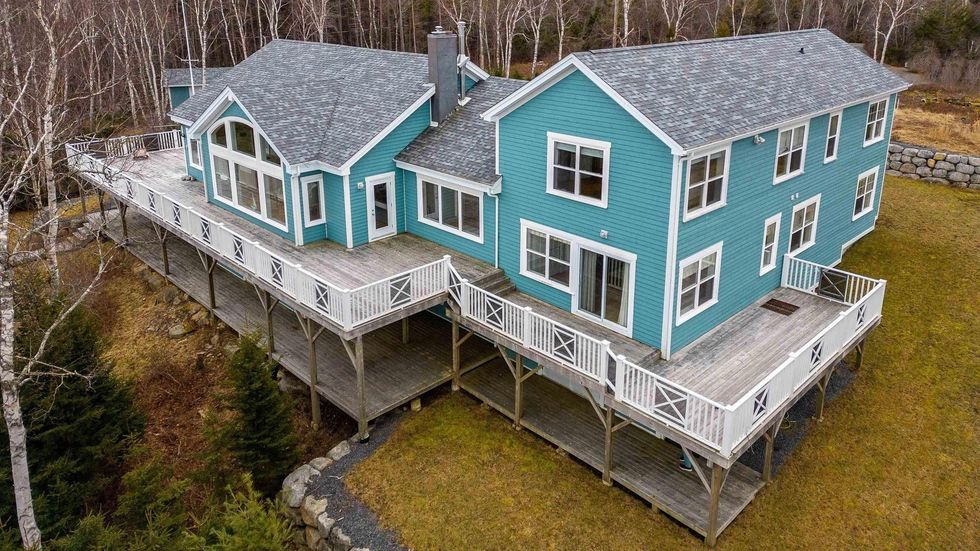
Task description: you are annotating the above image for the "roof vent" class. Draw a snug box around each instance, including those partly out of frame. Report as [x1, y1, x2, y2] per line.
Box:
[761, 298, 799, 316]
[799, 47, 805, 54]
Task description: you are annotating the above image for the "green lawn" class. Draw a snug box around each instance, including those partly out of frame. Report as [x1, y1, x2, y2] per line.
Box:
[346, 177, 979, 550]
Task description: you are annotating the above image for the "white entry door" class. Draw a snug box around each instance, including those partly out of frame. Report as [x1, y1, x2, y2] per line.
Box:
[366, 173, 397, 241]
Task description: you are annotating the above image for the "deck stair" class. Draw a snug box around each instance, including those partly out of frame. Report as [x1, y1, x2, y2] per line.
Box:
[470, 268, 516, 295]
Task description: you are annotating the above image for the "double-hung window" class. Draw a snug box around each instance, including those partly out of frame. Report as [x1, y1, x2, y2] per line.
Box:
[546, 132, 610, 207]
[685, 147, 728, 219]
[824, 112, 841, 162]
[302, 175, 325, 227]
[419, 178, 482, 241]
[864, 98, 888, 146]
[789, 195, 820, 254]
[677, 242, 722, 324]
[774, 123, 807, 183]
[523, 227, 571, 287]
[759, 214, 781, 275]
[853, 167, 878, 220]
[208, 118, 288, 229]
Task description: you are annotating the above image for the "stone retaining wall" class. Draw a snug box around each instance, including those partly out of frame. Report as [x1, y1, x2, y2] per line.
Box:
[887, 143, 980, 189]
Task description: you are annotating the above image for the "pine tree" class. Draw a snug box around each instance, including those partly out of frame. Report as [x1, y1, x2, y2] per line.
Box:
[224, 334, 298, 496]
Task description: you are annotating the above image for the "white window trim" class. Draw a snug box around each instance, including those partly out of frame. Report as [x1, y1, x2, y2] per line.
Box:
[208, 117, 288, 231]
[824, 111, 842, 163]
[788, 194, 821, 256]
[416, 173, 484, 244]
[683, 144, 731, 222]
[188, 138, 203, 170]
[852, 166, 879, 221]
[676, 241, 723, 326]
[545, 132, 611, 208]
[773, 121, 809, 185]
[301, 174, 326, 227]
[863, 97, 889, 147]
[759, 213, 782, 275]
[519, 219, 637, 336]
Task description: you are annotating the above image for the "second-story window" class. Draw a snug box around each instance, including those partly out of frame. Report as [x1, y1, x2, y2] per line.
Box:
[685, 147, 728, 219]
[209, 118, 288, 230]
[677, 242, 722, 324]
[546, 132, 610, 208]
[864, 98, 888, 145]
[774, 123, 807, 183]
[824, 112, 841, 162]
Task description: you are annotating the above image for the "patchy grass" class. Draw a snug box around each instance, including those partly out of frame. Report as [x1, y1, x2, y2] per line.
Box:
[892, 87, 980, 153]
[346, 176, 979, 550]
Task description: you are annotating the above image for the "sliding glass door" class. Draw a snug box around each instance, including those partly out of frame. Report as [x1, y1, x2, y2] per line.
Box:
[577, 248, 631, 330]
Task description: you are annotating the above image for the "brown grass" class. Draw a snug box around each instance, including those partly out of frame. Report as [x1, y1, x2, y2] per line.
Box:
[346, 176, 980, 550]
[892, 87, 980, 153]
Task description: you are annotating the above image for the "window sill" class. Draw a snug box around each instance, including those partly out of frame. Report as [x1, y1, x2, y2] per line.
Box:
[519, 269, 571, 294]
[759, 263, 778, 276]
[863, 136, 885, 148]
[773, 170, 804, 185]
[823, 156, 837, 164]
[852, 208, 874, 222]
[545, 188, 608, 209]
[571, 307, 632, 337]
[303, 218, 326, 229]
[683, 201, 727, 223]
[212, 193, 290, 232]
[676, 298, 718, 327]
[417, 215, 484, 244]
[787, 241, 815, 258]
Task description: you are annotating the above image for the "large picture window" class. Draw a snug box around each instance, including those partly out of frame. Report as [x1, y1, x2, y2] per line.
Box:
[546, 132, 610, 207]
[418, 177, 482, 242]
[774, 123, 807, 183]
[853, 167, 878, 220]
[208, 118, 288, 230]
[685, 147, 728, 219]
[789, 195, 820, 254]
[864, 98, 888, 145]
[677, 242, 722, 324]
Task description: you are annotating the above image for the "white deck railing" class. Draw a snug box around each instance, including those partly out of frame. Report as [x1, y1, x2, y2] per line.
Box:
[67, 132, 887, 459]
[66, 132, 450, 332]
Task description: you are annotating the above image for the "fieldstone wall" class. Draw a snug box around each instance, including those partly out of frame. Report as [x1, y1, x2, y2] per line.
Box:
[887, 142, 980, 189]
[280, 441, 368, 551]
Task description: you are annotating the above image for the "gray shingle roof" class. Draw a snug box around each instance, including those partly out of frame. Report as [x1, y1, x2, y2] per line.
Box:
[573, 29, 910, 151]
[397, 77, 524, 185]
[164, 67, 232, 87]
[170, 40, 432, 168]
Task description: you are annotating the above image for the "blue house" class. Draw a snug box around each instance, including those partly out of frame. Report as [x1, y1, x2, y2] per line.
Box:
[71, 27, 908, 545]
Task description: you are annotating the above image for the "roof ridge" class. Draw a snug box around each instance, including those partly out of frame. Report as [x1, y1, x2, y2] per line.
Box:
[585, 29, 827, 55]
[266, 38, 427, 58]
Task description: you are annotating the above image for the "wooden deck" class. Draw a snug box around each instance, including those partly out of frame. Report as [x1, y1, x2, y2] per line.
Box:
[652, 287, 848, 405]
[460, 360, 764, 539]
[110, 149, 497, 288]
[103, 211, 495, 424]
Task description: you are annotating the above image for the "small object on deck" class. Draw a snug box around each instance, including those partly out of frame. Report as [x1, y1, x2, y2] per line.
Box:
[760, 298, 800, 315]
[679, 453, 694, 472]
[181, 174, 195, 181]
[410, 397, 422, 412]
[132, 148, 149, 160]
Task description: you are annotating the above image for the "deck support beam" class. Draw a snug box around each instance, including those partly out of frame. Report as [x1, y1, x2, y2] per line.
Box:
[196, 250, 217, 311]
[815, 366, 836, 421]
[341, 336, 369, 441]
[401, 317, 409, 344]
[151, 223, 170, 276]
[115, 200, 129, 240]
[705, 462, 730, 547]
[854, 338, 867, 370]
[97, 190, 106, 223]
[254, 286, 279, 354]
[296, 313, 325, 428]
[584, 389, 629, 486]
[451, 313, 473, 391]
[761, 412, 786, 483]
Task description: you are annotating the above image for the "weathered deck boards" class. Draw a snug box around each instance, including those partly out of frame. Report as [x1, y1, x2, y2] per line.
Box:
[653, 288, 847, 405]
[460, 361, 764, 538]
[110, 150, 497, 287]
[103, 211, 494, 422]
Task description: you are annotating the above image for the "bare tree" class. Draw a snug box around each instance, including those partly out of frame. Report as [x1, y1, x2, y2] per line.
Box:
[871, 0, 923, 63]
[524, 0, 549, 75]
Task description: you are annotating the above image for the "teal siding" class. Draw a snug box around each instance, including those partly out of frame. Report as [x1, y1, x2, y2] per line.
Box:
[181, 126, 205, 182]
[670, 94, 897, 353]
[497, 70, 674, 349]
[347, 100, 431, 247]
[402, 167, 497, 265]
[198, 101, 297, 242]
[169, 86, 192, 109]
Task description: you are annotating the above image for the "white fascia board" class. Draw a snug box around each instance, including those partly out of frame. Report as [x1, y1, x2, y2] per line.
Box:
[464, 59, 490, 81]
[337, 86, 436, 174]
[394, 160, 497, 194]
[481, 55, 685, 155]
[170, 114, 195, 127]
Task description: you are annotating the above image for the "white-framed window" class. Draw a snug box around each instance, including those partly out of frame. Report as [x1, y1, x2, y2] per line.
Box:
[759, 213, 781, 275]
[774, 123, 808, 183]
[189, 138, 202, 169]
[208, 117, 288, 230]
[789, 194, 820, 255]
[418, 176, 483, 242]
[864, 98, 888, 146]
[853, 166, 878, 220]
[546, 132, 610, 208]
[520, 220, 636, 335]
[302, 175, 325, 227]
[677, 242, 722, 325]
[824, 111, 841, 163]
[684, 146, 729, 220]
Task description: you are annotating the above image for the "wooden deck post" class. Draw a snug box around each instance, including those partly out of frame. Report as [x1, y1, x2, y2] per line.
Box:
[354, 336, 368, 441]
[513, 354, 524, 429]
[451, 313, 460, 391]
[97, 190, 106, 222]
[117, 201, 129, 240]
[602, 404, 614, 485]
[401, 317, 409, 344]
[706, 463, 726, 547]
[196, 251, 217, 311]
[296, 313, 324, 428]
[254, 287, 279, 354]
[152, 224, 170, 276]
[761, 418, 783, 483]
[815, 367, 835, 421]
[854, 339, 866, 370]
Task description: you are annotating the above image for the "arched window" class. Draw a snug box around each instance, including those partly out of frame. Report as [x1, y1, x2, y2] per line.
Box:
[208, 118, 286, 229]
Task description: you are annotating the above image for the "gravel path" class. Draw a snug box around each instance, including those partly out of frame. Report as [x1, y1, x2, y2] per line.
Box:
[306, 410, 408, 551]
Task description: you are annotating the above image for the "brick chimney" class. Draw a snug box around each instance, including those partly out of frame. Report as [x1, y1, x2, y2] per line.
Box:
[428, 26, 459, 125]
